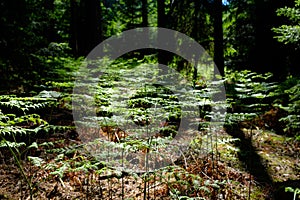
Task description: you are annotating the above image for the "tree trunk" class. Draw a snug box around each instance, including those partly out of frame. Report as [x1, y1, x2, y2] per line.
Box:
[70, 0, 79, 56]
[213, 0, 224, 77]
[157, 0, 166, 28]
[141, 0, 148, 27]
[157, 0, 167, 65]
[70, 0, 102, 57]
[44, 0, 56, 42]
[192, 0, 201, 84]
[252, 0, 286, 78]
[157, 0, 174, 66]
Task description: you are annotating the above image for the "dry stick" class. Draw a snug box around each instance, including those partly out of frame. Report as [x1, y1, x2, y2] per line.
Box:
[134, 181, 167, 198]
[85, 173, 89, 200]
[143, 156, 148, 197]
[145, 100, 153, 200]
[121, 149, 124, 200]
[248, 127, 253, 200]
[89, 172, 93, 200]
[110, 142, 113, 200]
[215, 125, 219, 183]
[152, 100, 160, 199]
[109, 175, 114, 200]
[106, 140, 113, 200]
[206, 127, 210, 163]
[152, 137, 157, 200]
[98, 169, 152, 180]
[201, 171, 213, 180]
[20, 175, 23, 200]
[143, 122, 150, 200]
[179, 148, 188, 169]
[211, 128, 215, 172]
[147, 151, 151, 199]
[98, 174, 103, 198]
[153, 162, 157, 199]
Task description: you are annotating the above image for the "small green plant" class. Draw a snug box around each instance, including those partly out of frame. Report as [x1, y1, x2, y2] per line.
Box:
[0, 138, 40, 200]
[285, 187, 300, 200]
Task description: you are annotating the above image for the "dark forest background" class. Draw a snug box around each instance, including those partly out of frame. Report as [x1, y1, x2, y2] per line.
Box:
[1, 0, 300, 93]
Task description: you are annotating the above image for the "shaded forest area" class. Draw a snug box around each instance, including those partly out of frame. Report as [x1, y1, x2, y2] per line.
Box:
[0, 0, 300, 199]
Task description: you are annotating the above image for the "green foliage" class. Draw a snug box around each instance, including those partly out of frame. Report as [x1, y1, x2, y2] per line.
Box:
[0, 136, 42, 199]
[102, 0, 156, 37]
[224, 0, 256, 69]
[1, 54, 299, 199]
[0, 88, 77, 198]
[0, 95, 56, 116]
[1, 0, 93, 90]
[161, 165, 228, 199]
[273, 25, 300, 45]
[28, 156, 45, 167]
[51, 0, 71, 40]
[0, 0, 77, 92]
[272, 0, 300, 45]
[31, 45, 83, 84]
[39, 141, 101, 181]
[285, 187, 300, 200]
[225, 69, 300, 138]
[275, 77, 300, 137]
[225, 69, 277, 114]
[169, 0, 214, 53]
[223, 9, 238, 59]
[0, 96, 55, 143]
[3, 1, 300, 198]
[0, 92, 76, 143]
[0, 140, 26, 149]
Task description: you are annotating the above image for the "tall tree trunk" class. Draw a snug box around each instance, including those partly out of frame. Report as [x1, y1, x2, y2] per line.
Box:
[157, 0, 174, 66]
[157, 0, 167, 65]
[253, 0, 266, 73]
[70, 0, 79, 56]
[213, 0, 224, 77]
[253, 0, 290, 78]
[44, 0, 56, 42]
[140, 0, 149, 57]
[70, 0, 102, 57]
[80, 0, 102, 56]
[157, 0, 166, 28]
[192, 0, 200, 41]
[192, 0, 201, 85]
[141, 0, 148, 27]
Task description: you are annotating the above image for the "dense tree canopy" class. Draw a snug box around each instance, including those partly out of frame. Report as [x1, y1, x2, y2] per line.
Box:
[1, 0, 300, 90]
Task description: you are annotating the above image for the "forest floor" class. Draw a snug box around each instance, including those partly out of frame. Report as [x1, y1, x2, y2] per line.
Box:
[0, 115, 299, 199]
[0, 59, 299, 199]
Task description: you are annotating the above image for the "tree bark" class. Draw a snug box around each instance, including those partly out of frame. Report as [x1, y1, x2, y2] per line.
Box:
[157, 0, 167, 65]
[157, 0, 174, 66]
[70, 0, 102, 57]
[70, 0, 79, 56]
[157, 0, 166, 28]
[192, 0, 201, 84]
[213, 0, 224, 77]
[141, 0, 148, 27]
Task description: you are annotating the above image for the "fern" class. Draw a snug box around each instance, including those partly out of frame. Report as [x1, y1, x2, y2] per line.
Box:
[278, 84, 300, 135]
[0, 140, 26, 148]
[0, 96, 57, 116]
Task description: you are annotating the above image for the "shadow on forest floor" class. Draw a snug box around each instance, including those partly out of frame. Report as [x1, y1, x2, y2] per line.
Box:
[225, 123, 300, 200]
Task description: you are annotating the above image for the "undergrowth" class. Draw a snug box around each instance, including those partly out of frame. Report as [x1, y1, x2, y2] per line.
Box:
[0, 56, 299, 199]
